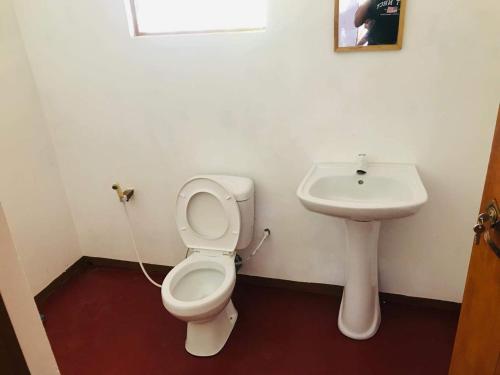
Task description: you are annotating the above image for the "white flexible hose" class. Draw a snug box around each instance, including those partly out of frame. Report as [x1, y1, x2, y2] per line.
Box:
[122, 202, 162, 288]
[235, 229, 270, 265]
[121, 198, 270, 284]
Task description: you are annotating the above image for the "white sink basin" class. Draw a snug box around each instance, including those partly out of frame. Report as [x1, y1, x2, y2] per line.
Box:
[297, 161, 428, 340]
[297, 162, 428, 221]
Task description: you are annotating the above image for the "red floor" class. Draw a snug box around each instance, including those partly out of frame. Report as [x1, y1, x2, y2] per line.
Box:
[40, 267, 459, 375]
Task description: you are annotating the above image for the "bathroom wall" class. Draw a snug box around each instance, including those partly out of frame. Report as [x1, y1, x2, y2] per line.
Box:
[0, 0, 81, 294]
[12, 0, 500, 302]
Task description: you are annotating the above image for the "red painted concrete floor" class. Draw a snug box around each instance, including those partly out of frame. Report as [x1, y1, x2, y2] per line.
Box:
[40, 267, 459, 375]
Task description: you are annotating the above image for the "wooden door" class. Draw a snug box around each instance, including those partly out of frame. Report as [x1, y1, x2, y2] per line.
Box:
[449, 108, 500, 374]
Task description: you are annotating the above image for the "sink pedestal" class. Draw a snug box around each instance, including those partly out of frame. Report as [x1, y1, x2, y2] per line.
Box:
[338, 220, 381, 340]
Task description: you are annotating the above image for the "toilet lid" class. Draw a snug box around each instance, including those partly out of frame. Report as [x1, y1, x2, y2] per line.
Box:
[176, 177, 241, 252]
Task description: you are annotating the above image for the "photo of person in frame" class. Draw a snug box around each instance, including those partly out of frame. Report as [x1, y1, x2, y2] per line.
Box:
[354, 0, 401, 45]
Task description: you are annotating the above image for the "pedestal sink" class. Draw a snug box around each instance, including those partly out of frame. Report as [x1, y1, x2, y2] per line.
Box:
[297, 162, 428, 339]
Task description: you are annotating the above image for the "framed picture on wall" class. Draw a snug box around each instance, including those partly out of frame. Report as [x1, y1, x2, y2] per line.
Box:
[334, 0, 406, 52]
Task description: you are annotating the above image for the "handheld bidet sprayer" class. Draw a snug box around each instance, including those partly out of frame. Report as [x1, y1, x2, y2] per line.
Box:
[112, 183, 134, 202]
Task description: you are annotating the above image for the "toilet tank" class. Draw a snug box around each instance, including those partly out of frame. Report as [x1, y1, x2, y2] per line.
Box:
[236, 193, 255, 249]
[200, 175, 255, 250]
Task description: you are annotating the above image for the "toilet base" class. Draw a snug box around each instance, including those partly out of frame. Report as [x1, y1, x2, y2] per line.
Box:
[185, 299, 238, 357]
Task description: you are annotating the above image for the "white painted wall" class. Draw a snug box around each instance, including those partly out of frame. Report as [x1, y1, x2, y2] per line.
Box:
[0, 0, 81, 294]
[12, 0, 500, 302]
[0, 204, 60, 375]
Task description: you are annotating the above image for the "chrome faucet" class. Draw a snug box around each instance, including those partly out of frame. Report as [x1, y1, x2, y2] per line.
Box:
[356, 154, 368, 175]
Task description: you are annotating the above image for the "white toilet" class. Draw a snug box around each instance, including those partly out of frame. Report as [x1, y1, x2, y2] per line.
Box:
[161, 175, 254, 357]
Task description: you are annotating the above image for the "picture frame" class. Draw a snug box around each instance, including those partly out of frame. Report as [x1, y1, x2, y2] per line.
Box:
[334, 0, 406, 52]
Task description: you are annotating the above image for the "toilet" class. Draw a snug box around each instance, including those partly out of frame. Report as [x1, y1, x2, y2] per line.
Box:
[161, 175, 254, 356]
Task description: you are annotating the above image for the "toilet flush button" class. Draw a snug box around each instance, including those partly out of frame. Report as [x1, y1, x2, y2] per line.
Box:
[225, 195, 232, 200]
[180, 227, 187, 231]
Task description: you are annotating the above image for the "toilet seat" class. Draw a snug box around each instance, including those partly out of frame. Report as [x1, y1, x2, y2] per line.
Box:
[162, 253, 236, 321]
[176, 177, 241, 252]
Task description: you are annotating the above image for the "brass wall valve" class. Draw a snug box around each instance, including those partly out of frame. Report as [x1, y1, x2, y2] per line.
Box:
[112, 183, 134, 202]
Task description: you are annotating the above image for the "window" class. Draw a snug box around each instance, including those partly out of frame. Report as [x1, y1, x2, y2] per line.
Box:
[126, 0, 267, 36]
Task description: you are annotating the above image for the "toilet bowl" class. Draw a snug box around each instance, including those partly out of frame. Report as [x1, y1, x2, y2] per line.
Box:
[161, 175, 254, 356]
[162, 253, 237, 356]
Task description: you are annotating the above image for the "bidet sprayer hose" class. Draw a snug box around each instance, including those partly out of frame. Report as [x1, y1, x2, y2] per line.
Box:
[120, 194, 270, 285]
[122, 202, 162, 288]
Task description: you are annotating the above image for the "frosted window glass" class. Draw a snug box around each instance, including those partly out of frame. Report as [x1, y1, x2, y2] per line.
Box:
[130, 0, 267, 35]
